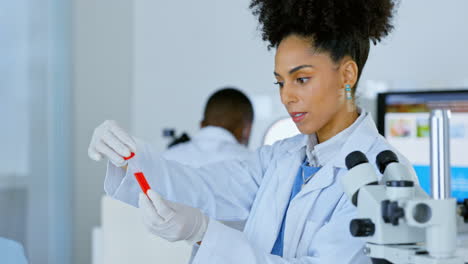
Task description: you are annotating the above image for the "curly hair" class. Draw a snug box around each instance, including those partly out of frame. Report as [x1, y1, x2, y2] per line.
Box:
[250, 0, 397, 86]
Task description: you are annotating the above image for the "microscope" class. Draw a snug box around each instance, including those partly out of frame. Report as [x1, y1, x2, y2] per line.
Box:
[342, 109, 468, 264]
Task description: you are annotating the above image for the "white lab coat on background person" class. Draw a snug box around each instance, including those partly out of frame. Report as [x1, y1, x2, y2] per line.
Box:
[162, 126, 251, 169]
[104, 111, 418, 263]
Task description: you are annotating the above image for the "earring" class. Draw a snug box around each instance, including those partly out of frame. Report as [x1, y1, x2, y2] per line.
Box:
[345, 84, 352, 100]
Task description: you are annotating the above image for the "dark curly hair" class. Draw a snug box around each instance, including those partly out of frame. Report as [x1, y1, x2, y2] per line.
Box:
[250, 0, 396, 88]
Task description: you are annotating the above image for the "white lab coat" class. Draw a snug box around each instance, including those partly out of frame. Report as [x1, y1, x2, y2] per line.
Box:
[162, 126, 252, 261]
[162, 126, 251, 232]
[105, 112, 416, 263]
[162, 126, 251, 168]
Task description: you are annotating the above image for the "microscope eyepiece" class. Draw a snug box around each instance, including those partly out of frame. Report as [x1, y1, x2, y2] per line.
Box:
[350, 218, 375, 237]
[376, 150, 399, 174]
[345, 151, 369, 170]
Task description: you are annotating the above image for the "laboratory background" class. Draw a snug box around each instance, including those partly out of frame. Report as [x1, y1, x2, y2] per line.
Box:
[1, 0, 468, 264]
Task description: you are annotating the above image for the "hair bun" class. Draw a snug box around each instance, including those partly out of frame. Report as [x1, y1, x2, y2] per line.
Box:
[251, 0, 397, 47]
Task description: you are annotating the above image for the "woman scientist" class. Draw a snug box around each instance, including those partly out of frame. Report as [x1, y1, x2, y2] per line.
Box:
[88, 0, 416, 263]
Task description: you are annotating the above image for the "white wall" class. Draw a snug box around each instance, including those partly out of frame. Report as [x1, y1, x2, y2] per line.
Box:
[358, 0, 468, 116]
[72, 0, 133, 263]
[132, 0, 468, 149]
[363, 0, 468, 85]
[132, 0, 279, 150]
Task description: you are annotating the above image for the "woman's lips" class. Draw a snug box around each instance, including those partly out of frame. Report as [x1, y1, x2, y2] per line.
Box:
[290, 112, 307, 123]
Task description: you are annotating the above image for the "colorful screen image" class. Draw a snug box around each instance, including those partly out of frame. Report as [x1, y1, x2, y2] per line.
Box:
[416, 118, 430, 138]
[388, 118, 413, 138]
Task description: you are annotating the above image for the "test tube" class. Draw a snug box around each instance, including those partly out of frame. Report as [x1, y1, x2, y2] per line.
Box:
[124, 152, 151, 195]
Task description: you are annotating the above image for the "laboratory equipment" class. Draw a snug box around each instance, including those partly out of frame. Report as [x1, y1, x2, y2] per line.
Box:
[123, 152, 135, 161]
[342, 109, 467, 264]
[163, 128, 191, 148]
[124, 152, 152, 194]
[134, 172, 151, 195]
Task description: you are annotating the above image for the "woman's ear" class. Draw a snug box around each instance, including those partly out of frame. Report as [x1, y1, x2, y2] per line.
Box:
[340, 57, 359, 89]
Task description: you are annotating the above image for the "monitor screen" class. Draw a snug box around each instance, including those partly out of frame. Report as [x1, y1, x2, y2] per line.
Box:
[377, 90, 468, 202]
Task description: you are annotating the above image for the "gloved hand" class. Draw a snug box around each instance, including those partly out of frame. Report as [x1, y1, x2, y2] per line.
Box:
[138, 190, 209, 245]
[88, 120, 136, 167]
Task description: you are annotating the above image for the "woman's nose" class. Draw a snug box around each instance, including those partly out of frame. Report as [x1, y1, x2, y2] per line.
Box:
[280, 83, 298, 106]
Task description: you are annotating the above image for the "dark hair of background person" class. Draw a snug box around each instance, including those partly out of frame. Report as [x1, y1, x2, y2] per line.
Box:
[201, 87, 254, 144]
[249, 0, 396, 94]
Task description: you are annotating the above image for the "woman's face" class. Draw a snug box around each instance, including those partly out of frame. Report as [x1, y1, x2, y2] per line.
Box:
[274, 34, 351, 136]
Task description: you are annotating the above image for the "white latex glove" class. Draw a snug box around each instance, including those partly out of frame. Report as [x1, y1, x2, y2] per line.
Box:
[88, 120, 136, 167]
[138, 190, 209, 245]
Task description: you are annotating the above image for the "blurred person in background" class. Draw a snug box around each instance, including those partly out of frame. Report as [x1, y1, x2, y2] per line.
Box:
[163, 87, 254, 165]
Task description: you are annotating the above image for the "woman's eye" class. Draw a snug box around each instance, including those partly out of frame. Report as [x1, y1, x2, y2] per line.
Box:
[297, 77, 310, 84]
[274, 81, 284, 88]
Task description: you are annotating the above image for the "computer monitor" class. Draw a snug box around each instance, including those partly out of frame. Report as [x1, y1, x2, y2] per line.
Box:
[377, 90, 468, 202]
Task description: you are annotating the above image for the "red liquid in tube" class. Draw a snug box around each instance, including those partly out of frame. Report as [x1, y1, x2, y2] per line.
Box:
[134, 172, 151, 195]
[123, 152, 151, 194]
